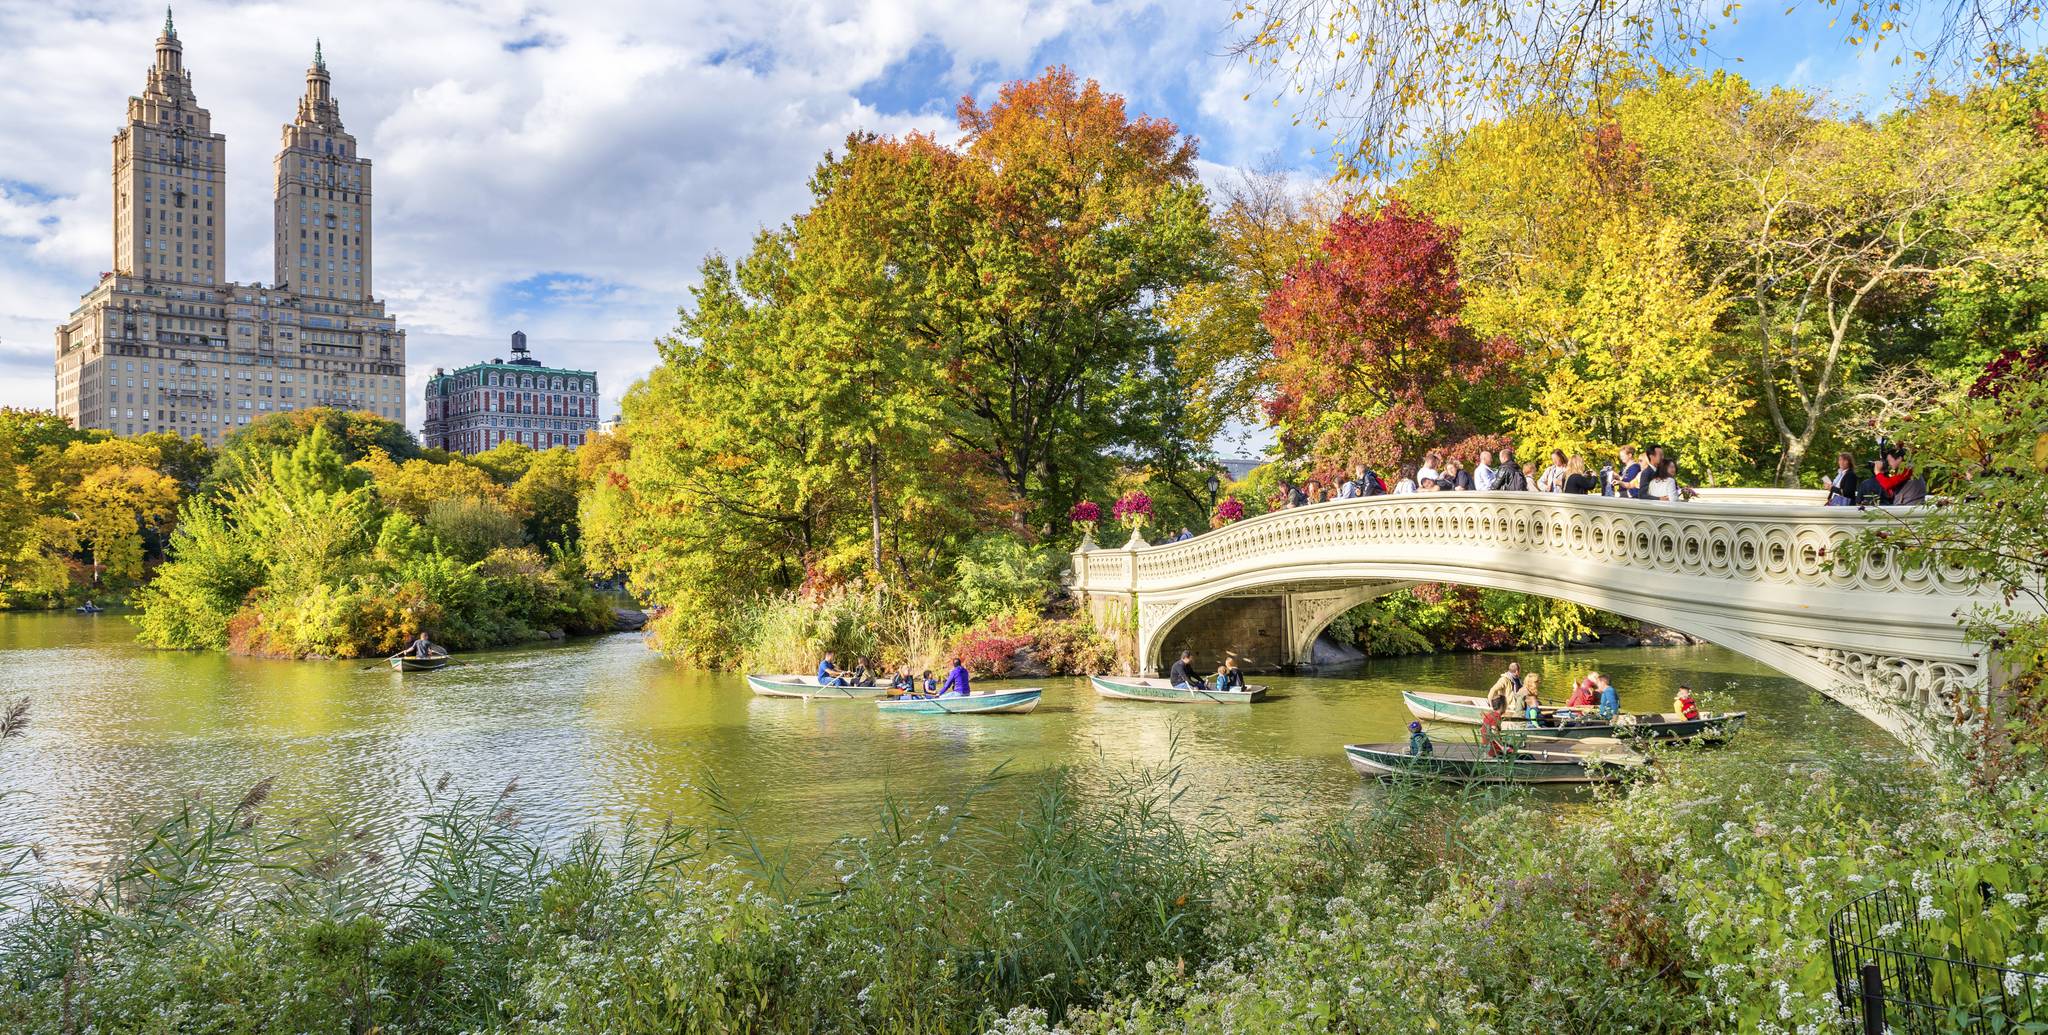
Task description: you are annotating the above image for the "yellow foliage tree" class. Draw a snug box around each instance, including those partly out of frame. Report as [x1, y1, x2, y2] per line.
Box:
[1513, 221, 1750, 479]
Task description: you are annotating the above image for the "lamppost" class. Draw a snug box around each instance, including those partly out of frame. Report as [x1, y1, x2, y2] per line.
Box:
[1206, 472, 1220, 512]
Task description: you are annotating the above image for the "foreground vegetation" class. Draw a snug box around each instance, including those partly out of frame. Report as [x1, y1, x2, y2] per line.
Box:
[1, 737, 2042, 1034]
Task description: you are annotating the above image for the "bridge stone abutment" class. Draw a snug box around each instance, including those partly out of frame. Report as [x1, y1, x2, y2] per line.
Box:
[1071, 490, 2023, 757]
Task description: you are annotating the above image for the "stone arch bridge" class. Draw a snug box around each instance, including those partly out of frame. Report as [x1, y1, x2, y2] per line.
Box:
[1070, 489, 2012, 754]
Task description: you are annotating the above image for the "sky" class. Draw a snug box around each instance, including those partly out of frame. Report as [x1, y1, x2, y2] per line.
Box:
[0, 0, 1957, 435]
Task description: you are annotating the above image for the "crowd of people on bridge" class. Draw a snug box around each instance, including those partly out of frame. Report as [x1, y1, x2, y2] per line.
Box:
[1274, 443, 1696, 510]
[1825, 443, 1926, 507]
[1261, 437, 1930, 513]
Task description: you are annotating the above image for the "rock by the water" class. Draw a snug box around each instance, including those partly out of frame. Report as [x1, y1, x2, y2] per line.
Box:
[1307, 634, 1366, 668]
[1006, 645, 1054, 678]
[611, 608, 649, 632]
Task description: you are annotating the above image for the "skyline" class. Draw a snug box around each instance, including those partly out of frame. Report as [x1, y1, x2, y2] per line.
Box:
[0, 0, 1940, 428]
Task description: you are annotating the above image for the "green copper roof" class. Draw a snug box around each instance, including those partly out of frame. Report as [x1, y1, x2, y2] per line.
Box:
[314, 39, 325, 70]
[163, 6, 175, 38]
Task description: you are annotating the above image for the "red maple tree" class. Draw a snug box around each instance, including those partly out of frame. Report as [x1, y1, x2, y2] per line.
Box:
[1259, 202, 1518, 471]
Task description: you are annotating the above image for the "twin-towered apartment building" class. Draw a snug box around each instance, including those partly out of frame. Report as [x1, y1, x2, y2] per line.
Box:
[51, 11, 596, 455]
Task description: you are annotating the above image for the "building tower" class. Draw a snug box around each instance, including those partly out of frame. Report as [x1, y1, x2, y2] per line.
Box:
[54, 14, 410, 441]
[273, 39, 374, 301]
[112, 6, 227, 285]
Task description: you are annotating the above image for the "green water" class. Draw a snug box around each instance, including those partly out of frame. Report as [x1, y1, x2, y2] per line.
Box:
[0, 611, 1901, 880]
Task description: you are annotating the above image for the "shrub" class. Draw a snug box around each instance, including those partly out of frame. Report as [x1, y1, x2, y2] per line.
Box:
[953, 615, 1036, 676]
[947, 534, 1059, 623]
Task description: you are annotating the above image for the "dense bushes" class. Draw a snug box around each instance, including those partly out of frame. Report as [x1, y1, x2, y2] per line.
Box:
[4, 744, 2041, 1032]
[1325, 582, 1602, 656]
[133, 425, 610, 658]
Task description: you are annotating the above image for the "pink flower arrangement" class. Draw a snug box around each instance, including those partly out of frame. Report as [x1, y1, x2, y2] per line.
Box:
[1112, 491, 1153, 530]
[1068, 500, 1102, 525]
[1215, 496, 1245, 523]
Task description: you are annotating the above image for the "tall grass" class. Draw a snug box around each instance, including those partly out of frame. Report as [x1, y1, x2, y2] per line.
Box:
[2, 735, 2035, 1033]
[735, 587, 950, 674]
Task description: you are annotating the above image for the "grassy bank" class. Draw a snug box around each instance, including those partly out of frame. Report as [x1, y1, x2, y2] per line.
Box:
[3, 737, 2043, 1033]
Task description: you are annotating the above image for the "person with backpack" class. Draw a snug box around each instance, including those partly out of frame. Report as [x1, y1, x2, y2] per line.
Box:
[1495, 448, 1529, 491]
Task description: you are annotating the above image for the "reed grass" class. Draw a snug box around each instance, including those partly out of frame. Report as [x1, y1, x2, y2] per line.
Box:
[0, 735, 2022, 1034]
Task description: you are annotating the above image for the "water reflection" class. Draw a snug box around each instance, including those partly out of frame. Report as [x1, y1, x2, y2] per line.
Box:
[0, 611, 1902, 884]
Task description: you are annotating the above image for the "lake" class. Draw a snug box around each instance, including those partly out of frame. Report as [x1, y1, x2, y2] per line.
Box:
[0, 611, 1902, 884]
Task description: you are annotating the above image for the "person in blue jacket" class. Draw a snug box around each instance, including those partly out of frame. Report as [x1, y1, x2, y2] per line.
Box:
[939, 657, 971, 697]
[816, 651, 847, 687]
[1595, 673, 1621, 720]
[1406, 721, 1434, 756]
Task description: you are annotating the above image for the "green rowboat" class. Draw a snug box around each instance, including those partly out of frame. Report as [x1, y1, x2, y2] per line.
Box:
[1401, 691, 1743, 743]
[1344, 737, 1644, 784]
[875, 688, 1043, 715]
[1090, 675, 1267, 704]
[746, 674, 895, 700]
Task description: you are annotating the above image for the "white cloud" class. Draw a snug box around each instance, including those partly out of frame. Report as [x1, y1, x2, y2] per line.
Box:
[0, 0, 1336, 422]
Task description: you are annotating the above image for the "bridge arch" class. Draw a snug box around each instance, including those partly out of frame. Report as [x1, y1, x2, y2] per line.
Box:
[1073, 490, 2012, 755]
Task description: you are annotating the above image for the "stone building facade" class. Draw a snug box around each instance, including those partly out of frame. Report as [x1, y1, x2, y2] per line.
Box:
[53, 13, 407, 441]
[421, 332, 599, 455]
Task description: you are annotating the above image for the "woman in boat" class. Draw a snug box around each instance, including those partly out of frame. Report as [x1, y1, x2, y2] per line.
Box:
[849, 657, 875, 687]
[1565, 673, 1598, 713]
[939, 658, 971, 697]
[1512, 672, 1544, 722]
[1407, 721, 1434, 757]
[1674, 685, 1701, 721]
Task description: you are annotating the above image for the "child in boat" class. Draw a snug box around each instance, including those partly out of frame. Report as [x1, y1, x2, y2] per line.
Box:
[1674, 685, 1701, 721]
[1479, 707, 1514, 758]
[1406, 721, 1433, 756]
[1219, 654, 1246, 690]
[920, 670, 938, 695]
[1595, 674, 1621, 720]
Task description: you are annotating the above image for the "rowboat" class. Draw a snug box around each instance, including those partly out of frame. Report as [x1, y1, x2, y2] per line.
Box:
[1510, 711, 1746, 743]
[875, 688, 1043, 715]
[390, 652, 449, 672]
[1090, 675, 1267, 704]
[746, 674, 897, 700]
[1343, 737, 1645, 784]
[1402, 691, 1743, 743]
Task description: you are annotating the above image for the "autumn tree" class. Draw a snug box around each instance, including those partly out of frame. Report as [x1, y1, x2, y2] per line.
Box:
[1628, 74, 2024, 482]
[1226, 0, 2042, 179]
[1261, 202, 1519, 470]
[902, 67, 1213, 526]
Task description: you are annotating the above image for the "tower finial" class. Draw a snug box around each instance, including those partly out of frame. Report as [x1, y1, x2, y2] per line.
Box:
[314, 38, 325, 70]
[163, 5, 175, 37]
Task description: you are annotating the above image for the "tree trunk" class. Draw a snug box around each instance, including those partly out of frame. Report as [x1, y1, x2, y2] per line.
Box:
[867, 446, 884, 577]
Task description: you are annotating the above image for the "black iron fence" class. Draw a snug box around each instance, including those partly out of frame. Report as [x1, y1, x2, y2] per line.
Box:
[1828, 883, 2048, 1034]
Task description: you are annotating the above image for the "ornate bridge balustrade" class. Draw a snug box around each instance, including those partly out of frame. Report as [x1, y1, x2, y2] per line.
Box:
[1071, 489, 2016, 754]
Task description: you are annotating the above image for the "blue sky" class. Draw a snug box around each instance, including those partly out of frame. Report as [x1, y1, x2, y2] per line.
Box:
[0, 0, 1974, 428]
